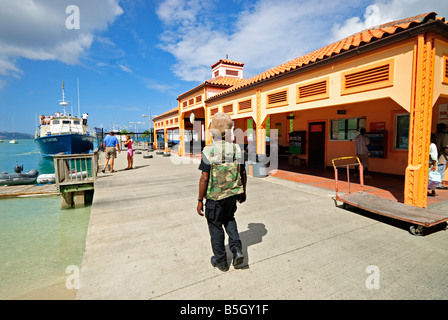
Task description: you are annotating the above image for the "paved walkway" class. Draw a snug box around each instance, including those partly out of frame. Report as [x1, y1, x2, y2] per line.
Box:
[76, 150, 448, 300]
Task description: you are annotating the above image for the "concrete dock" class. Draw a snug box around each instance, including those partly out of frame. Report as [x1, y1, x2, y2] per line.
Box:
[76, 150, 448, 300]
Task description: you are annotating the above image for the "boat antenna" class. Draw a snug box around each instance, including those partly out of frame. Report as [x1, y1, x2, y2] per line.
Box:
[77, 78, 80, 118]
[59, 81, 69, 116]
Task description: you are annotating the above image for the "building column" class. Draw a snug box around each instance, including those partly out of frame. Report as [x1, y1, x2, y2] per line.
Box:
[404, 34, 435, 208]
[179, 111, 185, 156]
[164, 124, 168, 153]
[205, 107, 212, 145]
[153, 129, 158, 150]
[256, 89, 266, 155]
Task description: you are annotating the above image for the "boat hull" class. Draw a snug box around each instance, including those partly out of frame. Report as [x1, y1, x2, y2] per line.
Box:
[0, 170, 39, 186]
[34, 133, 95, 157]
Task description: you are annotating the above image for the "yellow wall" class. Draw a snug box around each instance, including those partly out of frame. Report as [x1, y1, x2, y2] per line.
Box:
[287, 98, 409, 175]
[433, 37, 448, 103]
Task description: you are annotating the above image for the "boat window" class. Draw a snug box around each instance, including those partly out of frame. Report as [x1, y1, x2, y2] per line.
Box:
[52, 120, 60, 125]
[73, 120, 80, 124]
[63, 120, 70, 124]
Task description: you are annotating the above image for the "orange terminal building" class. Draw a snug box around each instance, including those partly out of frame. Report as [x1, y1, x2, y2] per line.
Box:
[152, 12, 448, 209]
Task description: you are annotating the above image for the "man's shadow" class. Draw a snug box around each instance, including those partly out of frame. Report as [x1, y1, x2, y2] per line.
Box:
[226, 222, 267, 269]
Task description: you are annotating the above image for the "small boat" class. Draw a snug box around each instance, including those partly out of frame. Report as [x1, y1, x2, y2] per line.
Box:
[0, 164, 39, 186]
[10, 116, 18, 144]
[34, 82, 95, 157]
[37, 171, 87, 184]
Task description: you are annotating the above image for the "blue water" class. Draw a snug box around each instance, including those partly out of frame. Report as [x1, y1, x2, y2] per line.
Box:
[0, 140, 90, 299]
[0, 139, 54, 174]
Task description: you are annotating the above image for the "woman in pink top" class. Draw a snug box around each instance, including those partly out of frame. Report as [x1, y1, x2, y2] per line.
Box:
[124, 135, 134, 170]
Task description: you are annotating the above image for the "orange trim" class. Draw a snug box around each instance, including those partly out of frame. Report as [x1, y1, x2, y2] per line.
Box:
[443, 54, 448, 84]
[404, 34, 435, 208]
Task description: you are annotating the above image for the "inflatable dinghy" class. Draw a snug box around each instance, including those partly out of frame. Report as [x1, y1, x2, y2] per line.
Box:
[37, 171, 87, 184]
[0, 164, 39, 186]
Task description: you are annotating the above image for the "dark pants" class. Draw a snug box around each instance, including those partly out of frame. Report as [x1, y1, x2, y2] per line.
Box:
[205, 195, 242, 262]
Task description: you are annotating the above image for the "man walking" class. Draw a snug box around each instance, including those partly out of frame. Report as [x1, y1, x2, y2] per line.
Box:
[197, 112, 247, 272]
[102, 131, 121, 173]
[355, 128, 371, 179]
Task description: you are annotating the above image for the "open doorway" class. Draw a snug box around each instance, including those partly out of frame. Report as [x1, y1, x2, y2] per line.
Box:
[308, 121, 326, 167]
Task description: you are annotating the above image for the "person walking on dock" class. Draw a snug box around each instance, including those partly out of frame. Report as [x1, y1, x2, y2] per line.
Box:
[124, 135, 134, 170]
[355, 127, 371, 179]
[197, 112, 247, 272]
[102, 131, 121, 173]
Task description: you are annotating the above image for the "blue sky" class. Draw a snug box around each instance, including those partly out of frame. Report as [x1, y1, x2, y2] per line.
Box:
[0, 0, 447, 135]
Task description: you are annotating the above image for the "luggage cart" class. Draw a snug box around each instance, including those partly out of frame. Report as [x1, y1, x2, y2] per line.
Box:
[332, 156, 448, 236]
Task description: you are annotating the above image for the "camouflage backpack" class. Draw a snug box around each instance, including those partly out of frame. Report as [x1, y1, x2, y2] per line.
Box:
[203, 140, 244, 201]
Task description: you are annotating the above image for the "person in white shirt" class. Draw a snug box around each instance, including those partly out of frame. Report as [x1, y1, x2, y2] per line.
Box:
[82, 113, 88, 125]
[355, 128, 371, 179]
[428, 134, 438, 197]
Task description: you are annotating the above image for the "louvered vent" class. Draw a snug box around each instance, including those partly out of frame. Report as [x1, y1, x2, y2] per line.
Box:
[296, 78, 329, 103]
[267, 90, 287, 106]
[444, 56, 448, 84]
[223, 104, 233, 114]
[344, 64, 390, 90]
[238, 99, 252, 112]
[298, 81, 327, 99]
[226, 70, 238, 76]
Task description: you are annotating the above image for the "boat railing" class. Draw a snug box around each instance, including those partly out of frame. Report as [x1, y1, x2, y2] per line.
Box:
[38, 123, 87, 136]
[53, 149, 99, 194]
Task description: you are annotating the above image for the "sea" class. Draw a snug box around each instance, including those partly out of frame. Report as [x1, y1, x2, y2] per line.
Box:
[0, 139, 90, 299]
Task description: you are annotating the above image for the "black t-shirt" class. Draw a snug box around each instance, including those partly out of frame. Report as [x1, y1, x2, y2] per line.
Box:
[198, 153, 211, 173]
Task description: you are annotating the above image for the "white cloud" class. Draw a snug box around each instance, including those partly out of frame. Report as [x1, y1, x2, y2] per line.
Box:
[119, 64, 133, 73]
[155, 0, 365, 82]
[156, 0, 212, 26]
[156, 0, 448, 84]
[0, 0, 123, 84]
[331, 0, 448, 42]
[331, 5, 382, 41]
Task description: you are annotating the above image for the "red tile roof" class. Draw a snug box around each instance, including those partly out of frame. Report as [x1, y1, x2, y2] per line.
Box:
[211, 59, 245, 69]
[208, 12, 446, 101]
[207, 75, 246, 86]
[153, 106, 178, 121]
[177, 76, 246, 100]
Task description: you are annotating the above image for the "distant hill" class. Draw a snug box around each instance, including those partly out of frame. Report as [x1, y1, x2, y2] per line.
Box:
[0, 131, 34, 140]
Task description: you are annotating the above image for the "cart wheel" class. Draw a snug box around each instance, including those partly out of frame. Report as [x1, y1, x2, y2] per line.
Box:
[342, 203, 349, 210]
[409, 225, 424, 236]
